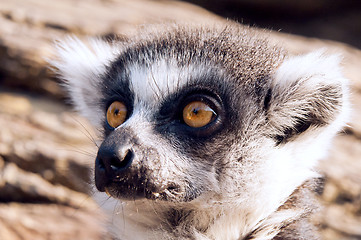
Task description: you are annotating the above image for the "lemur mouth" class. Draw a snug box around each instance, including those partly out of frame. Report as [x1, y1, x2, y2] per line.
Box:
[94, 145, 192, 202]
[103, 181, 185, 202]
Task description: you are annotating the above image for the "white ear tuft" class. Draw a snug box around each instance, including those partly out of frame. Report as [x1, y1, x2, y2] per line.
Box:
[50, 37, 120, 128]
[274, 50, 344, 89]
[267, 50, 349, 144]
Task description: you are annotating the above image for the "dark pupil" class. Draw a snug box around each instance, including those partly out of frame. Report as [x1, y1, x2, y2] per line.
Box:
[114, 109, 119, 115]
[192, 108, 199, 114]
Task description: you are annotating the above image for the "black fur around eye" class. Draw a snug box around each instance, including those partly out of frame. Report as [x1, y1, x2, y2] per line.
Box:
[155, 91, 225, 139]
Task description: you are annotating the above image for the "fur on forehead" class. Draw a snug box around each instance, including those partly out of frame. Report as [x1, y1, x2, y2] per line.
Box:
[113, 60, 228, 111]
[108, 22, 286, 85]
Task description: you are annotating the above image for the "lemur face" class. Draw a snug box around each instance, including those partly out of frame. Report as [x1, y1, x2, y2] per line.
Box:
[95, 61, 234, 201]
[95, 58, 269, 202]
[52, 24, 348, 206]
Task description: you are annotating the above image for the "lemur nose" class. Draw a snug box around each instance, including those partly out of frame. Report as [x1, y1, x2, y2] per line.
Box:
[99, 147, 134, 171]
[95, 145, 134, 192]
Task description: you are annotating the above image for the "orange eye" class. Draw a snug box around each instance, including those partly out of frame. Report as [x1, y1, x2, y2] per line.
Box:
[106, 101, 127, 128]
[183, 101, 216, 128]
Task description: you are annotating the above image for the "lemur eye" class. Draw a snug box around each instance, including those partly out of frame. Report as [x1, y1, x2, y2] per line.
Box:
[106, 101, 127, 128]
[183, 101, 216, 128]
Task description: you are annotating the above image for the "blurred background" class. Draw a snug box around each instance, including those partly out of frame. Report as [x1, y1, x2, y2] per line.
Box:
[0, 0, 360, 239]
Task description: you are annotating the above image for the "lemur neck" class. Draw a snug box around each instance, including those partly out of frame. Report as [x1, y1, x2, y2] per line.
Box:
[125, 201, 280, 240]
[119, 182, 317, 240]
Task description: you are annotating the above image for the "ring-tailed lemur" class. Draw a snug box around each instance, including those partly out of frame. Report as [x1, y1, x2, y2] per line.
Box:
[52, 22, 349, 240]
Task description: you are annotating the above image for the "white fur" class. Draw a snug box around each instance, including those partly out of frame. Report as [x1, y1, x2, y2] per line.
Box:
[127, 60, 224, 111]
[51, 37, 121, 128]
[258, 51, 350, 223]
[129, 60, 181, 105]
[275, 50, 350, 127]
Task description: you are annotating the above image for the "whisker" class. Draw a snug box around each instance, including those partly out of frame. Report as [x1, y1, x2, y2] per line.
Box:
[121, 202, 125, 231]
[69, 114, 99, 148]
[112, 200, 120, 224]
[96, 194, 113, 208]
[148, 198, 160, 218]
[67, 194, 94, 217]
[149, 68, 162, 101]
[57, 147, 97, 158]
[166, 70, 170, 95]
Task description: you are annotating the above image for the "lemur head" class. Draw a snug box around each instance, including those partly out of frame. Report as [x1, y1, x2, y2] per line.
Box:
[52, 23, 348, 209]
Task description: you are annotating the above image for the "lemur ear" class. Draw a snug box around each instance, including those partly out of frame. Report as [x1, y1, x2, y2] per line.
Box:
[50, 37, 119, 128]
[266, 51, 349, 144]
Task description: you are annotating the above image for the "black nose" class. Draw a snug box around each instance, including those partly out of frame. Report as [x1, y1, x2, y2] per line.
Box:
[95, 145, 134, 192]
